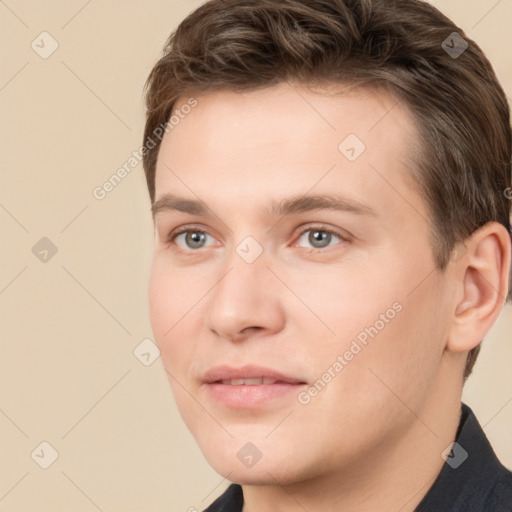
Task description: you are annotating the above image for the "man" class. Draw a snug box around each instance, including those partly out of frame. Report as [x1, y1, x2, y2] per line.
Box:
[142, 0, 512, 510]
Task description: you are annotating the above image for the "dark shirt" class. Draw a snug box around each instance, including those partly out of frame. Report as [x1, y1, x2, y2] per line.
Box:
[203, 402, 512, 511]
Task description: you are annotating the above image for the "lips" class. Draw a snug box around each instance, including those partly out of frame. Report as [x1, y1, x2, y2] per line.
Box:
[220, 377, 282, 385]
[202, 364, 307, 385]
[202, 364, 308, 408]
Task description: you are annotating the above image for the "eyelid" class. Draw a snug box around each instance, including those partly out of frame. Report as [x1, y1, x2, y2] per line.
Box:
[167, 223, 208, 239]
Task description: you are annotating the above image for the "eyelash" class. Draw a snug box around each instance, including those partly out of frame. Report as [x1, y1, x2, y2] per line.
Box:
[166, 224, 350, 252]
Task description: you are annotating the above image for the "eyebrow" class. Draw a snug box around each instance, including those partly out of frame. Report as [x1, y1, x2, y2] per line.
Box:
[151, 192, 377, 219]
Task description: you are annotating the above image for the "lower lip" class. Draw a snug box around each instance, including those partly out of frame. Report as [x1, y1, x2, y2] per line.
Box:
[205, 382, 307, 408]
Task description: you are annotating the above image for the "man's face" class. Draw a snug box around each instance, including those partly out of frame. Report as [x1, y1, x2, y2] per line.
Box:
[148, 83, 453, 484]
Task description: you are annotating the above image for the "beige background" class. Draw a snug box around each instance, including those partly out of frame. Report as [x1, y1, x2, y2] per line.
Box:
[0, 0, 511, 510]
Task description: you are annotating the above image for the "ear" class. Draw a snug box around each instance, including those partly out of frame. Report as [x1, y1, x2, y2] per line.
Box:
[446, 222, 511, 354]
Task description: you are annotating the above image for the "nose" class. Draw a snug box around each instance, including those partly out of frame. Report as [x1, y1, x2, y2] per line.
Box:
[205, 248, 286, 342]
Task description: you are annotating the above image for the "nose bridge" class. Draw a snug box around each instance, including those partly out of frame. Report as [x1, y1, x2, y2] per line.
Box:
[206, 237, 284, 339]
[214, 239, 270, 307]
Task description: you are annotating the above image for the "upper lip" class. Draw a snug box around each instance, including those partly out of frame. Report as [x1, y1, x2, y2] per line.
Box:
[202, 364, 307, 384]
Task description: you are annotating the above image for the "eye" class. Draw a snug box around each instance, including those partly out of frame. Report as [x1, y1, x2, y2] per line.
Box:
[166, 224, 349, 252]
[295, 226, 346, 250]
[170, 228, 217, 250]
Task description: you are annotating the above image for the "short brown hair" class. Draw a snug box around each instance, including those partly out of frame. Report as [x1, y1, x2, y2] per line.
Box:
[142, 0, 512, 379]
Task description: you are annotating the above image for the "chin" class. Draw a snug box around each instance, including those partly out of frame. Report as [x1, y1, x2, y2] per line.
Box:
[208, 462, 302, 486]
[199, 441, 314, 487]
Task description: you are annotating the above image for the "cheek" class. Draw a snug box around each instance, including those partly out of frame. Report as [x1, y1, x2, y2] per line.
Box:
[148, 261, 192, 369]
[148, 264, 172, 339]
[148, 258, 199, 336]
[148, 259, 217, 392]
[292, 302, 441, 465]
[298, 267, 444, 412]
[335, 291, 445, 416]
[285, 266, 401, 358]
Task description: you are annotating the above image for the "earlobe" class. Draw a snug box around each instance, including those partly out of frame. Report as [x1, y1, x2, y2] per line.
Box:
[447, 222, 511, 354]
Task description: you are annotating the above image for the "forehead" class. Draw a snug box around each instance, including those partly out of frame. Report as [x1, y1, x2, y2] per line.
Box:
[167, 81, 416, 139]
[153, 82, 424, 221]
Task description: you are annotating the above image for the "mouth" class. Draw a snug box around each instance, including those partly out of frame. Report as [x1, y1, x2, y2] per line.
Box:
[202, 364, 308, 408]
[215, 377, 297, 385]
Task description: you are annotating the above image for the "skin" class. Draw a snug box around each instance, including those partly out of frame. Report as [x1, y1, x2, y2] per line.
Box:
[148, 83, 510, 512]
